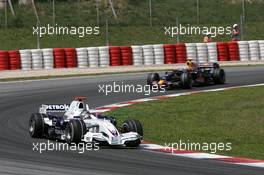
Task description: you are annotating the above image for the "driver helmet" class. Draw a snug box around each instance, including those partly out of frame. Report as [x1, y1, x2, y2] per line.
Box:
[186, 58, 193, 68]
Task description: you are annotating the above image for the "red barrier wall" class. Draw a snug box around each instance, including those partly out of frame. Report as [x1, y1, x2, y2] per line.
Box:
[227, 42, 239, 61]
[217, 42, 229, 61]
[164, 44, 176, 64]
[175, 43, 187, 63]
[120, 46, 133, 66]
[64, 48, 77, 68]
[0, 51, 9, 71]
[109, 46, 122, 66]
[53, 48, 66, 68]
[8, 50, 21, 70]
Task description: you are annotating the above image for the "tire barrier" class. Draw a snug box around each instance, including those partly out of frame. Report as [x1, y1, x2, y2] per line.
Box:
[0, 50, 9, 71]
[248, 41, 260, 61]
[19, 49, 32, 70]
[142, 45, 154, 65]
[131, 45, 143, 65]
[217, 42, 229, 61]
[98, 46, 110, 67]
[227, 42, 239, 61]
[207, 42, 218, 62]
[42, 48, 54, 69]
[1, 40, 263, 71]
[76, 48, 88, 68]
[175, 43, 187, 63]
[53, 48, 66, 68]
[64, 48, 77, 68]
[259, 40, 264, 61]
[31, 49, 43, 70]
[196, 43, 208, 63]
[109, 46, 122, 66]
[8, 50, 21, 70]
[153, 44, 164, 65]
[186, 43, 197, 61]
[87, 47, 99, 68]
[164, 44, 176, 64]
[120, 46, 133, 66]
[237, 41, 249, 61]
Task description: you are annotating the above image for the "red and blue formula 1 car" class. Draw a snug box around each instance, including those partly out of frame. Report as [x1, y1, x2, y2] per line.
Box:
[147, 62, 225, 90]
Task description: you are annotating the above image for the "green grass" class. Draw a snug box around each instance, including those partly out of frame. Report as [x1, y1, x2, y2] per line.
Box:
[0, 0, 264, 49]
[3, 0, 264, 27]
[106, 86, 264, 160]
[1, 23, 263, 50]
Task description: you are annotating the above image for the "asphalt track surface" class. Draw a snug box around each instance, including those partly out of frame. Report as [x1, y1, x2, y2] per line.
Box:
[0, 66, 264, 175]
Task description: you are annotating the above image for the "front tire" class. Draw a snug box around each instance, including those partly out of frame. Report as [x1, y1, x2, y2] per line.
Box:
[147, 73, 160, 86]
[29, 113, 45, 138]
[121, 119, 143, 147]
[65, 120, 84, 144]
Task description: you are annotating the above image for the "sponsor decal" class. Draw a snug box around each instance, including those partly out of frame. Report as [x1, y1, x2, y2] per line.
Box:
[46, 104, 70, 111]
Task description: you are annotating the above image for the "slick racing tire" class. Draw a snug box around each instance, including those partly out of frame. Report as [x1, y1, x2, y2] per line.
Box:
[65, 120, 84, 144]
[29, 113, 46, 138]
[121, 119, 143, 136]
[121, 119, 143, 147]
[147, 73, 160, 86]
[213, 68, 226, 84]
[180, 72, 192, 89]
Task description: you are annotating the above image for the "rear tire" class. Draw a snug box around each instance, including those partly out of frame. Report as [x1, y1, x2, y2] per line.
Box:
[65, 120, 84, 144]
[121, 119, 143, 147]
[29, 113, 45, 138]
[147, 73, 160, 86]
[213, 68, 226, 84]
[180, 72, 192, 89]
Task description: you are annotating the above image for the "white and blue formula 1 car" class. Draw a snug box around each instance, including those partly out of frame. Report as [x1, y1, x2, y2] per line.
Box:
[29, 97, 143, 147]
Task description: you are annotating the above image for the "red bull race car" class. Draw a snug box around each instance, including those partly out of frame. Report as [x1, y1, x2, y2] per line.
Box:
[147, 61, 225, 90]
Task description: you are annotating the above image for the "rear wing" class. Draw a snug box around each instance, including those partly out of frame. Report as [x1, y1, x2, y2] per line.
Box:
[39, 104, 70, 113]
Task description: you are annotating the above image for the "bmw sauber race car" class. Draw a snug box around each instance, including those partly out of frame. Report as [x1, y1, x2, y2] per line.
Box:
[29, 97, 143, 147]
[147, 61, 225, 90]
